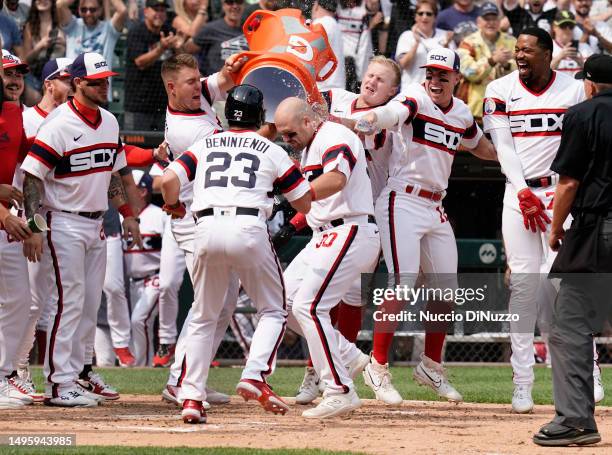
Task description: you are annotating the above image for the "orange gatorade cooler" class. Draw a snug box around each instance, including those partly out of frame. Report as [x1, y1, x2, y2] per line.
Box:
[232, 8, 337, 122]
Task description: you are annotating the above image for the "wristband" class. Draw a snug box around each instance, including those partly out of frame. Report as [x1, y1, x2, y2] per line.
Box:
[310, 184, 317, 202]
[118, 203, 134, 218]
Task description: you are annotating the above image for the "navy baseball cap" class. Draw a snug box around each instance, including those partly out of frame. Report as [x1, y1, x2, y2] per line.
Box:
[69, 52, 118, 80]
[479, 2, 499, 17]
[132, 170, 153, 194]
[420, 48, 461, 72]
[41, 57, 73, 81]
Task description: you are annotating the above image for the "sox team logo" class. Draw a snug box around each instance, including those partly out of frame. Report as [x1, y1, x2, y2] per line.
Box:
[412, 115, 464, 154]
[69, 148, 116, 172]
[508, 109, 566, 137]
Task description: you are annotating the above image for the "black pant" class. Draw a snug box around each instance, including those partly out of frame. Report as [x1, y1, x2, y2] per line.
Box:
[550, 217, 612, 430]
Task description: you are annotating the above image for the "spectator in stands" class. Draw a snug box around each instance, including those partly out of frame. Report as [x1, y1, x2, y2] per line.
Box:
[457, 2, 515, 120]
[23, 0, 67, 94]
[184, 0, 247, 77]
[501, 0, 526, 36]
[58, 0, 127, 64]
[1, 49, 28, 106]
[337, 0, 375, 91]
[395, 0, 450, 91]
[0, 0, 25, 58]
[173, 0, 209, 38]
[551, 10, 593, 74]
[573, 0, 612, 52]
[242, 0, 278, 23]
[2, 0, 29, 29]
[312, 0, 346, 91]
[436, 0, 480, 35]
[513, 0, 557, 34]
[124, 0, 180, 131]
[590, 0, 612, 28]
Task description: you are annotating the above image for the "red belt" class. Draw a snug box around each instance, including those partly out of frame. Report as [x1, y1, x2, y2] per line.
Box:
[405, 185, 443, 201]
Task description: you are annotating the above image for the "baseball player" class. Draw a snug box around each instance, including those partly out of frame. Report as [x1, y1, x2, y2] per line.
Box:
[154, 53, 246, 406]
[353, 48, 496, 405]
[482, 27, 600, 412]
[10, 58, 73, 402]
[1, 50, 28, 108]
[275, 97, 381, 419]
[124, 171, 166, 366]
[161, 85, 312, 424]
[20, 52, 141, 407]
[0, 75, 36, 409]
[290, 55, 401, 405]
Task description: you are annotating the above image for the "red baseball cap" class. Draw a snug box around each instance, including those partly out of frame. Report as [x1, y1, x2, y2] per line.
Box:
[2, 49, 29, 73]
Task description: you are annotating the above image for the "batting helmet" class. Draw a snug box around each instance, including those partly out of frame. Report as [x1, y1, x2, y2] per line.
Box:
[225, 84, 265, 129]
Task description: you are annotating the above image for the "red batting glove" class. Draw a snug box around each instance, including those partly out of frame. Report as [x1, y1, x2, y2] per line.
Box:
[517, 188, 551, 232]
[162, 202, 186, 219]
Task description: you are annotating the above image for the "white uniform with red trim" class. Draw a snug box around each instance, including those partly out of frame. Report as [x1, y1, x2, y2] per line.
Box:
[152, 74, 240, 389]
[167, 130, 310, 402]
[124, 204, 166, 366]
[20, 100, 126, 395]
[375, 83, 482, 283]
[287, 121, 380, 395]
[483, 70, 585, 385]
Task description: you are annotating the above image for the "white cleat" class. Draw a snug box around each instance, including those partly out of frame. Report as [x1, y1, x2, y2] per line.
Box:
[6, 377, 34, 405]
[295, 367, 321, 405]
[302, 389, 361, 419]
[347, 351, 370, 380]
[204, 387, 230, 405]
[362, 354, 403, 405]
[413, 354, 463, 403]
[512, 384, 534, 413]
[594, 373, 605, 404]
[44, 385, 99, 407]
[0, 379, 26, 409]
[163, 385, 210, 409]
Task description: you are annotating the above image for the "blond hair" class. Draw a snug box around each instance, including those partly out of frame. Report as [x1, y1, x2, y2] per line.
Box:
[161, 53, 199, 82]
[368, 55, 402, 88]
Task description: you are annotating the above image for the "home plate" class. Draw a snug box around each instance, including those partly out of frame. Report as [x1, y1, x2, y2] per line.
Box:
[116, 425, 221, 432]
[117, 415, 179, 420]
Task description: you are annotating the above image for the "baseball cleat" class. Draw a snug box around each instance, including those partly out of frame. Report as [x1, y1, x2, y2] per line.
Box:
[594, 371, 604, 404]
[363, 354, 403, 405]
[302, 389, 361, 419]
[413, 354, 463, 403]
[182, 399, 207, 424]
[16, 367, 44, 402]
[162, 385, 211, 410]
[7, 373, 35, 404]
[0, 379, 26, 409]
[236, 379, 289, 415]
[295, 367, 321, 405]
[153, 344, 175, 368]
[347, 351, 370, 380]
[512, 384, 534, 413]
[44, 385, 99, 407]
[205, 387, 230, 404]
[78, 371, 119, 401]
[113, 347, 136, 367]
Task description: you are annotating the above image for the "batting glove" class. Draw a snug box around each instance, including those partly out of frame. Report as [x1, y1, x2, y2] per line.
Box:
[163, 201, 186, 219]
[517, 188, 550, 232]
[271, 224, 296, 250]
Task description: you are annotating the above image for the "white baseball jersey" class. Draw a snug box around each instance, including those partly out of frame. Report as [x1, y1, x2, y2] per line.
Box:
[301, 121, 374, 228]
[482, 70, 585, 179]
[12, 105, 49, 191]
[322, 89, 392, 200]
[21, 100, 126, 212]
[150, 73, 225, 205]
[168, 130, 310, 217]
[123, 203, 166, 279]
[385, 83, 482, 191]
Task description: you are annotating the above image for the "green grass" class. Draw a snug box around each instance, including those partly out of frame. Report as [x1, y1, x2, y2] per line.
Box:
[3, 447, 364, 455]
[29, 365, 612, 406]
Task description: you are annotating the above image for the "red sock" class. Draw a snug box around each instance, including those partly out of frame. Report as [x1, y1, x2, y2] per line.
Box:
[424, 332, 445, 363]
[372, 332, 394, 364]
[371, 298, 404, 364]
[307, 357, 313, 368]
[337, 303, 362, 342]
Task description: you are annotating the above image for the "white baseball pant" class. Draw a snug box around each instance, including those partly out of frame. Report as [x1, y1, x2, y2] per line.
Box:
[129, 274, 160, 366]
[103, 235, 131, 348]
[94, 325, 116, 367]
[0, 231, 32, 377]
[290, 221, 380, 395]
[178, 211, 287, 402]
[43, 211, 106, 392]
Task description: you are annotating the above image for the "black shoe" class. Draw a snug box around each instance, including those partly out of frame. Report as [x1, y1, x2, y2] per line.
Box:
[533, 422, 601, 447]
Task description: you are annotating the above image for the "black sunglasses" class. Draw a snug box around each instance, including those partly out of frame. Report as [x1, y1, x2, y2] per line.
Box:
[80, 7, 98, 13]
[416, 11, 434, 17]
[224, 0, 244, 4]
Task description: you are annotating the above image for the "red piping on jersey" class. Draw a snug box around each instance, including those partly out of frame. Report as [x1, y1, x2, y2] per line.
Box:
[519, 71, 557, 97]
[350, 97, 387, 114]
[68, 99, 102, 129]
[511, 131, 562, 137]
[507, 108, 567, 115]
[438, 97, 454, 114]
[303, 164, 323, 172]
[34, 104, 48, 118]
[167, 105, 206, 116]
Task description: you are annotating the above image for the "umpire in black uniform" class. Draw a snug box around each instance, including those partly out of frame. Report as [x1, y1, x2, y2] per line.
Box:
[533, 54, 612, 447]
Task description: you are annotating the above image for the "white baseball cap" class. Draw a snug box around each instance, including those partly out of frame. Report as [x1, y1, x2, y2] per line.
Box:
[420, 48, 461, 73]
[2, 49, 29, 73]
[68, 52, 118, 79]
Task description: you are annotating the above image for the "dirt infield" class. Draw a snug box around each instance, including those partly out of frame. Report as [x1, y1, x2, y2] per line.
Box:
[2, 395, 611, 454]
